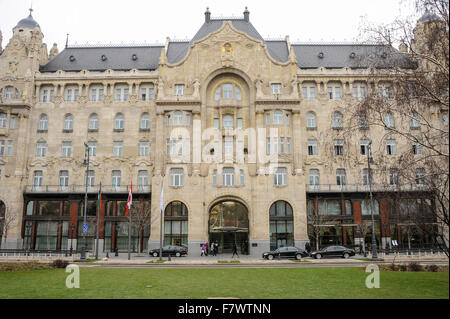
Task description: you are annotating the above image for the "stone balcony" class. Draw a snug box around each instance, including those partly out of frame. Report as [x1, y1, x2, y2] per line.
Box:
[306, 184, 430, 193]
[24, 185, 150, 194]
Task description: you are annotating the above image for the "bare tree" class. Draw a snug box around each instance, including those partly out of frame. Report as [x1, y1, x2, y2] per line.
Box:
[349, 0, 449, 256]
[129, 201, 152, 255]
[0, 210, 17, 248]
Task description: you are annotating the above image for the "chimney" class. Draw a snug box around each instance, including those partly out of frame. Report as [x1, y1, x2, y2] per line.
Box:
[205, 7, 211, 23]
[243, 7, 249, 22]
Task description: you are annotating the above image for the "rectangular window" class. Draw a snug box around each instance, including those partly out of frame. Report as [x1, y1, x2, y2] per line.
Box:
[0, 140, 4, 156]
[412, 142, 422, 155]
[6, 141, 13, 156]
[37, 142, 47, 157]
[240, 169, 245, 186]
[237, 118, 243, 129]
[353, 84, 367, 99]
[170, 168, 184, 186]
[362, 168, 370, 186]
[10, 116, 15, 129]
[386, 140, 396, 155]
[415, 168, 425, 185]
[309, 169, 320, 186]
[139, 141, 150, 156]
[174, 84, 185, 96]
[112, 170, 121, 187]
[59, 170, 69, 188]
[33, 171, 43, 187]
[384, 113, 395, 128]
[360, 140, 370, 155]
[274, 168, 287, 186]
[266, 113, 271, 126]
[222, 168, 235, 186]
[328, 84, 342, 100]
[214, 118, 219, 129]
[336, 169, 346, 186]
[88, 141, 97, 157]
[280, 137, 284, 154]
[334, 140, 344, 156]
[389, 169, 398, 185]
[224, 140, 233, 156]
[138, 170, 149, 187]
[410, 113, 420, 129]
[87, 170, 95, 187]
[271, 83, 282, 95]
[113, 141, 123, 157]
[223, 84, 233, 99]
[212, 169, 217, 186]
[61, 142, 72, 158]
[266, 137, 271, 155]
[302, 84, 316, 99]
[286, 138, 291, 154]
[308, 140, 318, 156]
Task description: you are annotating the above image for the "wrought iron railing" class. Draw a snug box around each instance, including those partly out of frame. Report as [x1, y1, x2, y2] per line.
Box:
[307, 184, 430, 193]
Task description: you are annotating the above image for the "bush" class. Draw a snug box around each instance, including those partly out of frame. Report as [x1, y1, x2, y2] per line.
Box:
[389, 263, 398, 271]
[426, 264, 439, 272]
[52, 259, 69, 269]
[408, 262, 423, 272]
[398, 264, 407, 272]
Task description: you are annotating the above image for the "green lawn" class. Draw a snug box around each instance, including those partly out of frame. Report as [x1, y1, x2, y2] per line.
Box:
[0, 267, 448, 299]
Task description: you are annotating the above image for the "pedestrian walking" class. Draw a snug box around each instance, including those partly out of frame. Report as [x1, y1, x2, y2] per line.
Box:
[205, 242, 209, 256]
[201, 243, 206, 256]
[232, 242, 239, 258]
[305, 242, 311, 257]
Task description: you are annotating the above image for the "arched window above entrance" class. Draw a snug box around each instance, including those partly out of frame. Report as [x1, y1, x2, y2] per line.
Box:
[165, 201, 188, 217]
[270, 200, 293, 217]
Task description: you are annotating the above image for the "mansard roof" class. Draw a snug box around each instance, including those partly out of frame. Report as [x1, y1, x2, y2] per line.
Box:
[39, 13, 410, 72]
[39, 45, 163, 73]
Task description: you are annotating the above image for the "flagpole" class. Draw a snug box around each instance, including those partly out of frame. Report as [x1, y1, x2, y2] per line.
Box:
[128, 183, 132, 261]
[159, 180, 164, 261]
[95, 182, 101, 260]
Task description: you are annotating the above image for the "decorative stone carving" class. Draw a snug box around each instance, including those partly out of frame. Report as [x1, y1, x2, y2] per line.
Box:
[192, 78, 200, 97]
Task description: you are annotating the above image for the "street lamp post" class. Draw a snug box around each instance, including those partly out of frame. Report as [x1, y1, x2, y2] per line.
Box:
[70, 224, 74, 256]
[80, 142, 90, 261]
[367, 141, 379, 260]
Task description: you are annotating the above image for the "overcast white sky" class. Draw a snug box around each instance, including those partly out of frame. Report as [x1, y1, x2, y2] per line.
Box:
[1, 0, 420, 50]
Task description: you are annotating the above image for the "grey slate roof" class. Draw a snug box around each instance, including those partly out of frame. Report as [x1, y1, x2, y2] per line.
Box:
[40, 46, 163, 72]
[40, 17, 410, 72]
[292, 44, 409, 69]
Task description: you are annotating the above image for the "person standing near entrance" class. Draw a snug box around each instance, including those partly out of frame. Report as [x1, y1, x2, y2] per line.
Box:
[232, 242, 239, 258]
[210, 243, 215, 256]
[214, 241, 219, 255]
[201, 243, 206, 256]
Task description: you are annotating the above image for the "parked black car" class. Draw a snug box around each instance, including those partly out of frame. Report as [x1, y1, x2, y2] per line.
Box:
[262, 246, 307, 260]
[311, 246, 355, 259]
[149, 245, 188, 257]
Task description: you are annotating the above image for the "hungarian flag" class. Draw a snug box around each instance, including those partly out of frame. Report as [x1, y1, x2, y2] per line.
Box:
[97, 182, 102, 212]
[126, 183, 133, 215]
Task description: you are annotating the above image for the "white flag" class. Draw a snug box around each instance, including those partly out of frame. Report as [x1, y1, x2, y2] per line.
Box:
[159, 182, 164, 213]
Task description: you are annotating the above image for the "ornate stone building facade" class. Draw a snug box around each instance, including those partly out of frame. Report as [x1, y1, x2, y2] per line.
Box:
[0, 8, 445, 256]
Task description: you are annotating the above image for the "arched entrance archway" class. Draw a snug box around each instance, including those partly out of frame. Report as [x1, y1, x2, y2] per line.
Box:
[164, 201, 188, 247]
[209, 200, 249, 254]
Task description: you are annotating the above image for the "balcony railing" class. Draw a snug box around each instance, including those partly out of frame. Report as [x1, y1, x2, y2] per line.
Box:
[307, 184, 430, 193]
[24, 185, 150, 194]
